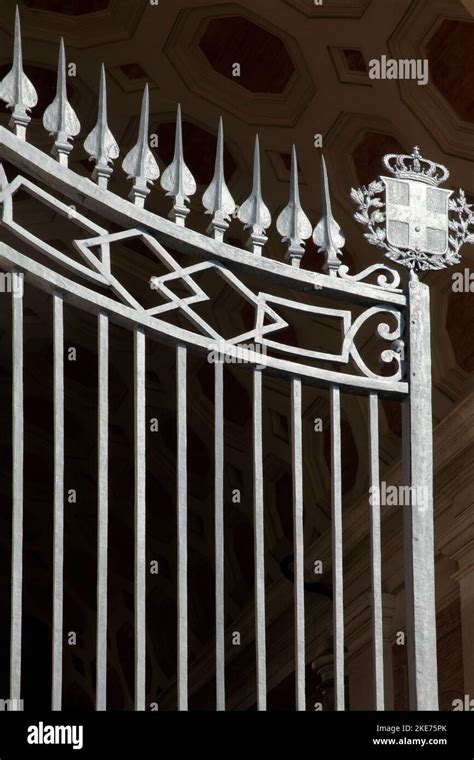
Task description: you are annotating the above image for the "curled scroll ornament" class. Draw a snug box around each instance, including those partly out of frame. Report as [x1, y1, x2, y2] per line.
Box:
[342, 305, 405, 381]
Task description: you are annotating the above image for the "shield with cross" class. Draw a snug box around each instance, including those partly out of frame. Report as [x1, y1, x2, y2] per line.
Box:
[351, 147, 473, 272]
[381, 176, 453, 256]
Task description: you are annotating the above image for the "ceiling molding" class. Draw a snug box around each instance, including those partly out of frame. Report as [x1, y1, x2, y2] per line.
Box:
[283, 0, 370, 19]
[6, 0, 146, 48]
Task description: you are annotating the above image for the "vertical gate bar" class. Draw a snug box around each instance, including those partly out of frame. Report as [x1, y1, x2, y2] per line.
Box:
[134, 327, 146, 710]
[96, 312, 109, 710]
[403, 279, 438, 710]
[52, 291, 64, 710]
[214, 360, 225, 710]
[330, 386, 345, 710]
[10, 270, 23, 705]
[177, 344, 188, 710]
[291, 378, 305, 711]
[368, 393, 384, 710]
[253, 368, 266, 711]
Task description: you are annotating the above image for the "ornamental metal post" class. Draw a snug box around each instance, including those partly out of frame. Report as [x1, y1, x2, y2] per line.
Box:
[352, 146, 474, 711]
[403, 278, 438, 710]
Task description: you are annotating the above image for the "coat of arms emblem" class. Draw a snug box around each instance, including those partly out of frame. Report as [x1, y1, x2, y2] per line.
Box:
[351, 147, 474, 272]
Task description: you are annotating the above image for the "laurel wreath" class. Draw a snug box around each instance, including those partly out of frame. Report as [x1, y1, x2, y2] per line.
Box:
[351, 181, 474, 271]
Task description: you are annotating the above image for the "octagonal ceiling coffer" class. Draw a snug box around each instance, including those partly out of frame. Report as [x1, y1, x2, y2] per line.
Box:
[427, 20, 474, 124]
[164, 4, 315, 127]
[199, 15, 295, 94]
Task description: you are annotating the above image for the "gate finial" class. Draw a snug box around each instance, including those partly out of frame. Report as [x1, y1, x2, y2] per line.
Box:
[276, 145, 312, 268]
[160, 104, 197, 226]
[42, 38, 81, 167]
[202, 117, 236, 241]
[313, 155, 345, 276]
[84, 64, 119, 189]
[238, 134, 271, 256]
[122, 83, 160, 208]
[0, 6, 38, 140]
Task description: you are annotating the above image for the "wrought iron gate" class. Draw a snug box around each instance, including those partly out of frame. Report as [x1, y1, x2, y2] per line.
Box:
[1, 10, 461, 712]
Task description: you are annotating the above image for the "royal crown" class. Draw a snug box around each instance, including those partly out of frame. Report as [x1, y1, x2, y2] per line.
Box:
[382, 146, 449, 187]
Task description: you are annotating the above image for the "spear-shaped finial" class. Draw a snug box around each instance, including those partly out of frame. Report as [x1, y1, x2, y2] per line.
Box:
[0, 6, 38, 140]
[42, 38, 81, 166]
[313, 154, 345, 276]
[160, 104, 196, 226]
[276, 145, 312, 267]
[202, 117, 236, 241]
[83, 64, 119, 189]
[122, 83, 160, 207]
[237, 134, 271, 255]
